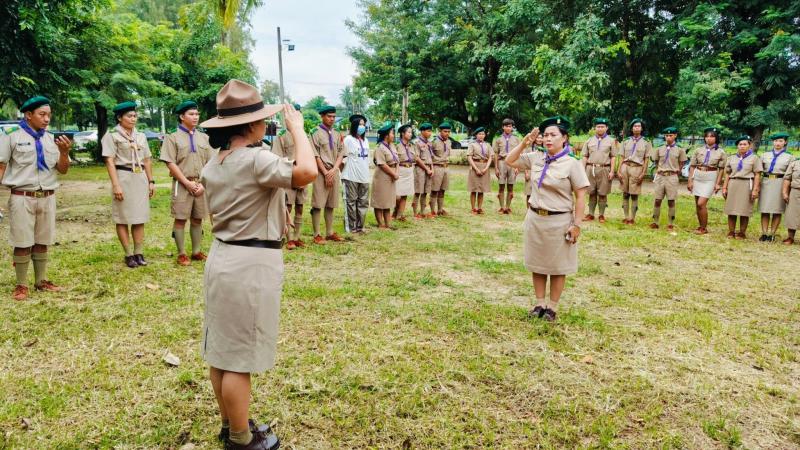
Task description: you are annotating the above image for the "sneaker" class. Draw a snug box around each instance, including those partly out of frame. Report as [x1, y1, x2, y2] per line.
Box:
[295, 239, 306, 248]
[542, 308, 557, 322]
[176, 254, 191, 266]
[191, 252, 208, 261]
[134, 254, 148, 266]
[767, 235, 775, 242]
[313, 235, 326, 245]
[649, 223, 659, 229]
[223, 427, 280, 450]
[285, 241, 297, 250]
[528, 305, 546, 319]
[218, 419, 274, 442]
[125, 255, 139, 268]
[12, 285, 29, 301]
[326, 232, 345, 242]
[34, 280, 63, 292]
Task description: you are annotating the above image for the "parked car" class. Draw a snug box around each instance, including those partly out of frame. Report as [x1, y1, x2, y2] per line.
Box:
[72, 130, 98, 149]
[142, 130, 164, 141]
[0, 120, 19, 135]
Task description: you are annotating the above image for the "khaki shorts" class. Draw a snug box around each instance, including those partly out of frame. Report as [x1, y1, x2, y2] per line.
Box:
[414, 166, 432, 194]
[654, 174, 679, 200]
[285, 187, 306, 206]
[586, 165, 611, 196]
[497, 159, 517, 185]
[8, 194, 56, 247]
[619, 163, 645, 195]
[311, 171, 341, 209]
[171, 180, 208, 220]
[431, 165, 449, 192]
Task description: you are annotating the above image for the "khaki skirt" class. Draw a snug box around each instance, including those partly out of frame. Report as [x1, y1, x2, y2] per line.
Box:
[724, 178, 755, 217]
[371, 164, 397, 209]
[691, 169, 717, 198]
[112, 170, 150, 225]
[467, 165, 491, 193]
[202, 239, 283, 373]
[759, 177, 786, 214]
[523, 209, 577, 275]
[396, 166, 415, 196]
[784, 189, 800, 230]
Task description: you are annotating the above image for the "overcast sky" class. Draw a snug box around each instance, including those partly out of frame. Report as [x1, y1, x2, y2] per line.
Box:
[250, 0, 362, 106]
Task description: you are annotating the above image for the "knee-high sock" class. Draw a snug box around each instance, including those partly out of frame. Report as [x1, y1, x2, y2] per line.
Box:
[419, 193, 427, 214]
[190, 223, 203, 254]
[438, 194, 445, 213]
[653, 204, 661, 223]
[173, 228, 186, 255]
[31, 252, 48, 285]
[13, 255, 31, 286]
[589, 197, 597, 215]
[133, 242, 144, 255]
[292, 211, 303, 240]
[668, 204, 676, 225]
[622, 195, 630, 218]
[311, 209, 321, 236]
[631, 196, 639, 219]
[324, 208, 334, 236]
[599, 200, 608, 216]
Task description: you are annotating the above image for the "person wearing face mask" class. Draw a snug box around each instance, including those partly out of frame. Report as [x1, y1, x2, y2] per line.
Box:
[580, 118, 618, 223]
[160, 100, 216, 265]
[722, 136, 763, 239]
[412, 123, 434, 218]
[758, 132, 794, 241]
[467, 127, 493, 214]
[341, 114, 371, 233]
[618, 118, 652, 225]
[393, 124, 416, 221]
[649, 128, 688, 231]
[102, 101, 155, 268]
[687, 127, 726, 235]
[0, 96, 72, 301]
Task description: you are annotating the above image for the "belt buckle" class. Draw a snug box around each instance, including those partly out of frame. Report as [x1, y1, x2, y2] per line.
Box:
[34, 191, 45, 198]
[536, 209, 548, 216]
[133, 166, 143, 174]
[769, 174, 777, 180]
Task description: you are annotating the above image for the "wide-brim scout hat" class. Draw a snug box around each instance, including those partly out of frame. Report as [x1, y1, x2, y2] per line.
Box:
[113, 101, 137, 116]
[175, 100, 198, 115]
[735, 135, 752, 145]
[593, 117, 609, 125]
[629, 118, 645, 129]
[317, 105, 336, 115]
[438, 122, 452, 130]
[349, 114, 367, 124]
[539, 116, 571, 133]
[419, 122, 433, 131]
[201, 79, 282, 128]
[661, 126, 678, 134]
[472, 127, 486, 136]
[20, 96, 50, 113]
[770, 132, 789, 140]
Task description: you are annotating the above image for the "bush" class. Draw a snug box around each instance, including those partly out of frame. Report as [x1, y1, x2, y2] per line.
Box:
[148, 140, 161, 160]
[85, 140, 102, 163]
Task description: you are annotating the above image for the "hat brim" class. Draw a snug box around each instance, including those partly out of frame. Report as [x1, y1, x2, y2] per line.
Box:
[200, 104, 283, 128]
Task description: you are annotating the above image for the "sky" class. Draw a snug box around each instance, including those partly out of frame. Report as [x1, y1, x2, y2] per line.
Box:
[249, 0, 362, 106]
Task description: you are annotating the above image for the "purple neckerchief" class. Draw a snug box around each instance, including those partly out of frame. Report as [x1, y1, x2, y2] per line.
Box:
[737, 150, 753, 172]
[400, 140, 413, 163]
[595, 134, 608, 153]
[503, 133, 512, 153]
[703, 145, 717, 165]
[768, 148, 785, 174]
[381, 141, 398, 163]
[18, 120, 48, 171]
[357, 138, 368, 158]
[178, 125, 196, 153]
[663, 143, 675, 165]
[319, 124, 334, 151]
[628, 136, 641, 158]
[538, 147, 570, 188]
[478, 140, 486, 158]
[419, 137, 432, 161]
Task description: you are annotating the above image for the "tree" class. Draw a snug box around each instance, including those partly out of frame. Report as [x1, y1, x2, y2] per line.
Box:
[208, 0, 263, 46]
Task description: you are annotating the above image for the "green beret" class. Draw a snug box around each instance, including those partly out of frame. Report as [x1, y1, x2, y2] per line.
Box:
[735, 135, 752, 145]
[661, 126, 678, 134]
[174, 100, 198, 115]
[438, 122, 452, 130]
[473, 127, 485, 135]
[539, 115, 571, 133]
[293, 103, 302, 111]
[377, 121, 394, 134]
[629, 118, 645, 128]
[770, 132, 789, 140]
[20, 96, 50, 113]
[703, 127, 720, 134]
[317, 105, 336, 115]
[113, 101, 137, 116]
[419, 122, 433, 131]
[593, 117, 609, 125]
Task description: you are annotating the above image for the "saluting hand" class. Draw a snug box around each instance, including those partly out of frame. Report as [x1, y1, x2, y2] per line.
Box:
[55, 136, 72, 154]
[522, 128, 539, 147]
[283, 103, 304, 133]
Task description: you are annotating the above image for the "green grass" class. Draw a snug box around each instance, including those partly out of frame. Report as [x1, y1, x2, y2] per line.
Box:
[1, 165, 799, 449]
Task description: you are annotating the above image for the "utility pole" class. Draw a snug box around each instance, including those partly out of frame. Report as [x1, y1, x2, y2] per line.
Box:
[277, 27, 285, 104]
[402, 87, 409, 124]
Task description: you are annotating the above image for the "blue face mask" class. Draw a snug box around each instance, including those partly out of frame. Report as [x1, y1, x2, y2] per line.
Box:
[357, 125, 366, 135]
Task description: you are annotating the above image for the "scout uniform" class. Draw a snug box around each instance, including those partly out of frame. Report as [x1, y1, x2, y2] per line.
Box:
[430, 122, 452, 215]
[759, 133, 794, 215]
[272, 123, 309, 246]
[493, 131, 520, 184]
[650, 138, 688, 228]
[581, 118, 618, 219]
[413, 124, 434, 215]
[467, 130, 493, 194]
[102, 119, 151, 225]
[689, 128, 726, 199]
[371, 140, 399, 210]
[310, 109, 345, 210]
[0, 96, 65, 299]
[619, 118, 653, 224]
[782, 158, 800, 243]
[724, 139, 763, 218]
[524, 145, 545, 199]
[396, 135, 416, 198]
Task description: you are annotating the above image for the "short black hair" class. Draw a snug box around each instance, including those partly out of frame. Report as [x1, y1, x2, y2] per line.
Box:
[502, 118, 515, 126]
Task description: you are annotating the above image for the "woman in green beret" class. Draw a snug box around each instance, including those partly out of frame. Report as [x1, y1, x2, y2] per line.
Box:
[722, 136, 762, 239]
[687, 127, 726, 234]
[101, 101, 155, 268]
[758, 132, 794, 241]
[467, 127, 493, 214]
[371, 123, 399, 228]
[393, 124, 416, 221]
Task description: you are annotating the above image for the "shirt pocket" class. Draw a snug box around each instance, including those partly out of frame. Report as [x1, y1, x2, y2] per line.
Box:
[44, 148, 59, 167]
[12, 145, 36, 166]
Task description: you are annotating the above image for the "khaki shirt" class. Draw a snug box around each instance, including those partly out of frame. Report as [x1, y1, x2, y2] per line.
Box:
[431, 136, 451, 164]
[468, 141, 492, 161]
[396, 140, 416, 165]
[517, 151, 590, 211]
[159, 128, 214, 179]
[725, 153, 763, 179]
[760, 150, 793, 175]
[652, 144, 688, 172]
[101, 125, 151, 168]
[200, 146, 293, 242]
[690, 146, 726, 169]
[414, 137, 433, 164]
[581, 135, 618, 165]
[375, 142, 398, 167]
[620, 136, 652, 165]
[0, 127, 61, 190]
[493, 134, 520, 158]
[783, 159, 800, 190]
[310, 126, 344, 169]
[270, 131, 296, 160]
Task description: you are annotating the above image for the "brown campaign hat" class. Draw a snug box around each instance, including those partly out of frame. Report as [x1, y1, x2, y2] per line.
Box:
[201, 79, 282, 128]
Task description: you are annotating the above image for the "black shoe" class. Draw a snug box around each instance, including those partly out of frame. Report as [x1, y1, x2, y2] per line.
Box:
[134, 254, 147, 266]
[759, 234, 768, 242]
[224, 428, 280, 450]
[528, 305, 546, 319]
[125, 255, 139, 268]
[767, 235, 775, 242]
[542, 308, 557, 322]
[219, 420, 274, 442]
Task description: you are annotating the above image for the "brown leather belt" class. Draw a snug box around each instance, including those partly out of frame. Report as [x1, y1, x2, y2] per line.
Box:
[471, 158, 488, 162]
[658, 171, 678, 176]
[695, 166, 717, 172]
[529, 205, 570, 216]
[433, 163, 448, 167]
[185, 176, 200, 181]
[622, 161, 643, 166]
[11, 189, 54, 198]
[588, 163, 611, 167]
[399, 163, 414, 168]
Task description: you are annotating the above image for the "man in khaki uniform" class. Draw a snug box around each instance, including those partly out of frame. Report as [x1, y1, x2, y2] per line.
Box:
[310, 105, 345, 244]
[160, 100, 215, 266]
[271, 104, 307, 249]
[0, 96, 72, 300]
[430, 122, 452, 216]
[781, 155, 800, 245]
[412, 123, 434, 218]
[618, 118, 652, 224]
[650, 128, 688, 230]
[581, 117, 618, 223]
[493, 118, 521, 214]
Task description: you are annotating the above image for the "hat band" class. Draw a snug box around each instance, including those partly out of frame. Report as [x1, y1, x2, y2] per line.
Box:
[217, 101, 265, 118]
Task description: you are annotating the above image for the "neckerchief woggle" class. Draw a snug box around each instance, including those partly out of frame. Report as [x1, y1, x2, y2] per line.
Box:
[18, 120, 48, 171]
[538, 146, 570, 188]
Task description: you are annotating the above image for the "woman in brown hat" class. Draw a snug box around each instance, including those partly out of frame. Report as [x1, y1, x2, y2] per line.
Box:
[371, 122, 399, 228]
[199, 80, 317, 450]
[722, 136, 762, 239]
[467, 127, 493, 214]
[507, 116, 588, 322]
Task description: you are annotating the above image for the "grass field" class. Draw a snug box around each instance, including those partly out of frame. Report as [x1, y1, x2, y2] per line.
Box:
[1, 164, 799, 449]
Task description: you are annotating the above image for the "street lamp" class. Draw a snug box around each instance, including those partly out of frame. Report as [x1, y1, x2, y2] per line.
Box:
[276, 27, 295, 104]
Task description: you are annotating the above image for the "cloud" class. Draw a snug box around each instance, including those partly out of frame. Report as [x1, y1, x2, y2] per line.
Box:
[250, 0, 361, 105]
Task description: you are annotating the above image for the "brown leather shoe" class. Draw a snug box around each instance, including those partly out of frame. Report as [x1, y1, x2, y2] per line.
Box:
[505, 208, 512, 214]
[191, 252, 208, 261]
[313, 235, 326, 245]
[598, 215, 606, 223]
[414, 213, 423, 219]
[735, 232, 746, 240]
[694, 227, 708, 235]
[726, 231, 736, 239]
[285, 241, 297, 250]
[477, 208, 484, 215]
[649, 223, 659, 229]
[326, 232, 345, 242]
[583, 214, 594, 221]
[783, 238, 794, 245]
[35, 280, 63, 292]
[667, 224, 674, 231]
[177, 254, 191, 266]
[13, 285, 29, 301]
[542, 308, 557, 322]
[438, 210, 448, 217]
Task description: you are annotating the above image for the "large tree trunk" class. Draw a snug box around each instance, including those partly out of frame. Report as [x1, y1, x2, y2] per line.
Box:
[95, 101, 108, 163]
[751, 125, 765, 151]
